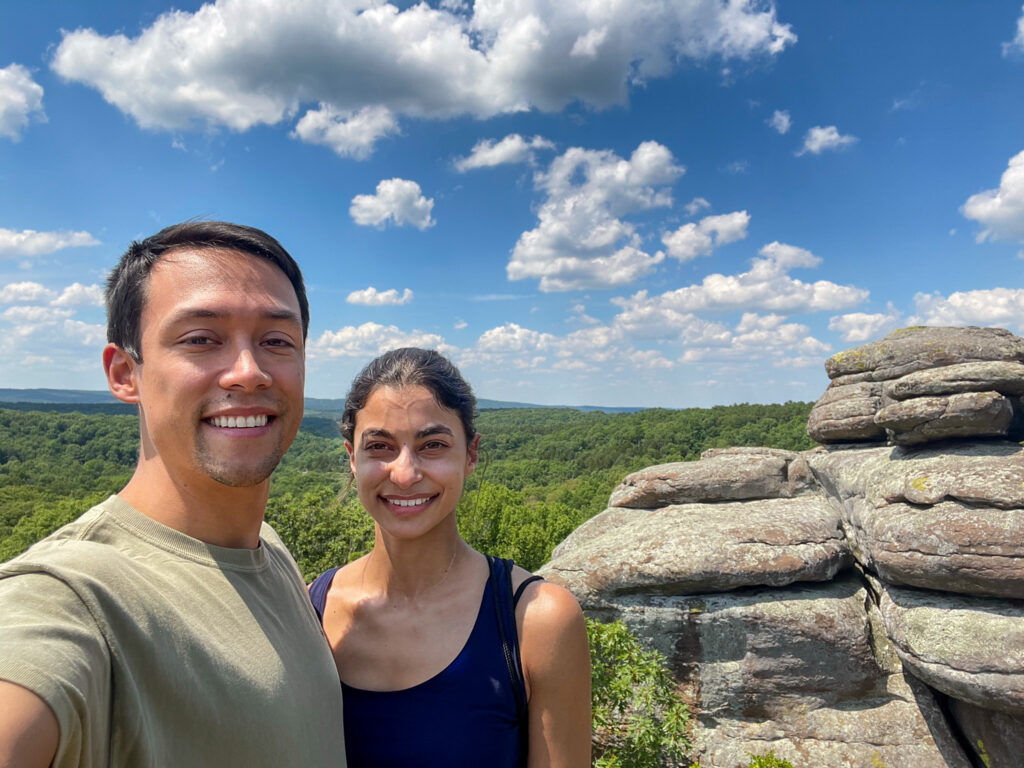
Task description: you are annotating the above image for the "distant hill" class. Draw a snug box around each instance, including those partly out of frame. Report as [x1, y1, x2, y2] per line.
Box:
[0, 389, 642, 414]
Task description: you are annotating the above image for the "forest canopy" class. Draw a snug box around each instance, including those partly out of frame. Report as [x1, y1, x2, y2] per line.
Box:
[0, 401, 815, 575]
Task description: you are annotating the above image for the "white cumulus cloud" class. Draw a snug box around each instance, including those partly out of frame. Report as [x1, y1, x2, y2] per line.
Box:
[961, 149, 1024, 242]
[661, 210, 749, 262]
[796, 125, 858, 156]
[912, 288, 1024, 331]
[508, 141, 683, 291]
[455, 134, 554, 171]
[828, 307, 902, 343]
[310, 322, 448, 358]
[767, 109, 791, 134]
[684, 197, 711, 216]
[0, 281, 56, 303]
[63, 319, 107, 346]
[52, 282, 105, 307]
[617, 241, 867, 315]
[1003, 5, 1024, 56]
[350, 178, 435, 230]
[291, 104, 399, 160]
[346, 287, 414, 306]
[0, 228, 100, 258]
[0, 64, 46, 141]
[50, 0, 795, 153]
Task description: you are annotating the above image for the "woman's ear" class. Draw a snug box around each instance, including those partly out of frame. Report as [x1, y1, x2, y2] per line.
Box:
[466, 433, 480, 475]
[345, 441, 356, 477]
[103, 344, 140, 404]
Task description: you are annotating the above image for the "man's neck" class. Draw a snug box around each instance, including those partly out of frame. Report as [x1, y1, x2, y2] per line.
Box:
[118, 464, 270, 549]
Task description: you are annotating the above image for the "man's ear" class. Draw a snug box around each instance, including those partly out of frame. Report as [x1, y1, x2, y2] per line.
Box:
[103, 344, 140, 404]
[466, 433, 480, 476]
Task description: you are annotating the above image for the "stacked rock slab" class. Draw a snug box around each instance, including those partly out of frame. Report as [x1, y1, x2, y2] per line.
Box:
[541, 326, 1024, 767]
[807, 326, 1024, 445]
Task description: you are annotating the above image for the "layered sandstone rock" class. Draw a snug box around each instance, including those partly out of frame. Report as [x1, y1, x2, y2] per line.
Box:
[542, 325, 1024, 767]
[808, 326, 1024, 444]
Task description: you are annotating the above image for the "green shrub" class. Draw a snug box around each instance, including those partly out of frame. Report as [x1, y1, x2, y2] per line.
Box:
[588, 618, 691, 767]
[746, 751, 795, 768]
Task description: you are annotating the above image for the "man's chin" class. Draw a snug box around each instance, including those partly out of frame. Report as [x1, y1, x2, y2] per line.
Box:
[200, 457, 282, 488]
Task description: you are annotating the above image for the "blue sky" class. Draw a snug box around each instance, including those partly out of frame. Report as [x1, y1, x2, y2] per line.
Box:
[2, 1, 1023, 408]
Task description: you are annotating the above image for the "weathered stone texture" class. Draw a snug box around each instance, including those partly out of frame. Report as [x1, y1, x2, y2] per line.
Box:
[824, 326, 1024, 381]
[583, 578, 968, 768]
[608, 448, 811, 509]
[872, 578, 1024, 715]
[809, 442, 1024, 597]
[946, 698, 1024, 768]
[885, 360, 1024, 400]
[806, 381, 885, 443]
[540, 497, 850, 600]
[874, 390, 1014, 445]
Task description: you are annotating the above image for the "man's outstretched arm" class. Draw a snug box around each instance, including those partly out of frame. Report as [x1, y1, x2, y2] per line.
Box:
[0, 681, 58, 768]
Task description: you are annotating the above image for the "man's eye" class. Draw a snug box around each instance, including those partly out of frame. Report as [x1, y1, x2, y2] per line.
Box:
[422, 440, 448, 450]
[183, 336, 213, 345]
[264, 337, 295, 348]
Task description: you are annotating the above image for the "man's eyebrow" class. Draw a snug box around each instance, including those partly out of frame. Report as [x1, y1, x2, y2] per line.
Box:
[164, 307, 303, 327]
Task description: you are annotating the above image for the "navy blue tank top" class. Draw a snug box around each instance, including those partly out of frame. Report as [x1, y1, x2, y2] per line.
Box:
[309, 558, 539, 768]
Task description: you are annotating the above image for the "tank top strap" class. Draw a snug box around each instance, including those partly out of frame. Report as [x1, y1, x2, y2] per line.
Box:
[513, 575, 544, 606]
[488, 557, 527, 719]
[308, 566, 340, 623]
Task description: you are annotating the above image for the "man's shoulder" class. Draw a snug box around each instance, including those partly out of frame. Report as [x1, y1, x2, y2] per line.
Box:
[1, 497, 120, 573]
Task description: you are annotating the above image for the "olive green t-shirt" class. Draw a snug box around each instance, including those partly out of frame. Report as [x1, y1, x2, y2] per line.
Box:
[0, 495, 346, 767]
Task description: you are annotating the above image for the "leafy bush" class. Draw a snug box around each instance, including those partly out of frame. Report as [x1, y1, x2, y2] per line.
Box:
[588, 618, 691, 767]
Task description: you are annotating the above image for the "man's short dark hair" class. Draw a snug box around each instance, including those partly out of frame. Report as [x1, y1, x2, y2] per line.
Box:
[106, 220, 310, 362]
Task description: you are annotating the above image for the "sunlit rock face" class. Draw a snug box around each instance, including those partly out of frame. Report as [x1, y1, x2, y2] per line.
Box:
[541, 326, 1024, 768]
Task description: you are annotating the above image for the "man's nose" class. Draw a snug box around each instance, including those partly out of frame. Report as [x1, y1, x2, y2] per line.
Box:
[220, 347, 272, 391]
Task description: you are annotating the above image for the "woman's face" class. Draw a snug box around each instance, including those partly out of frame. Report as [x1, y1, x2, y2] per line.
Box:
[346, 384, 479, 541]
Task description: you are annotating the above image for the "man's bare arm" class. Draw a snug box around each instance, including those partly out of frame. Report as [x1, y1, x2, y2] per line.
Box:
[0, 680, 58, 768]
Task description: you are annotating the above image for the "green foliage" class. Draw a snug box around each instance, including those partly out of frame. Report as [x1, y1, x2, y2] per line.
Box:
[588, 618, 691, 768]
[0, 491, 112, 561]
[457, 482, 586, 571]
[745, 751, 795, 768]
[265, 488, 375, 582]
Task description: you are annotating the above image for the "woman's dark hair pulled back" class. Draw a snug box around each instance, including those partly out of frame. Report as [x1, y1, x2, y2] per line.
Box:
[341, 348, 477, 444]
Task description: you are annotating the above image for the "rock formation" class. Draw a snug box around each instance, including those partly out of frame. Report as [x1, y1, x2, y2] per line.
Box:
[541, 326, 1024, 768]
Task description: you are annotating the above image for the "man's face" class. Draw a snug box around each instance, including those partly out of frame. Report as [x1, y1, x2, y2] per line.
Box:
[127, 248, 305, 488]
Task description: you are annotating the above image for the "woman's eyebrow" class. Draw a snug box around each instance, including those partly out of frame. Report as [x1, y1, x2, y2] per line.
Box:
[360, 428, 394, 444]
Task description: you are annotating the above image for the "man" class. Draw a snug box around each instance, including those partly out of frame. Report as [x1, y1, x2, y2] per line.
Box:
[0, 222, 346, 766]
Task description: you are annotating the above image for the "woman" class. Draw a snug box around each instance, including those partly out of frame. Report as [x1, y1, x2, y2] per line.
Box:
[309, 347, 591, 767]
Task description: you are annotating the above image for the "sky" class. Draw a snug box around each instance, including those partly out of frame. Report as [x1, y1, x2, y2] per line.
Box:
[1, 0, 1023, 409]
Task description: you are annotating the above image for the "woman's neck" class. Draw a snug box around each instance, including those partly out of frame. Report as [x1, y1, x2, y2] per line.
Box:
[366, 528, 473, 602]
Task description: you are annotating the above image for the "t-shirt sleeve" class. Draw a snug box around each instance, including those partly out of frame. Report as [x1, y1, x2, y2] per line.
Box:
[0, 571, 111, 768]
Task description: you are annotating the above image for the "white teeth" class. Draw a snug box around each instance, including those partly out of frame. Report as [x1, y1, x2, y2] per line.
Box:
[390, 497, 430, 507]
[211, 414, 268, 428]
